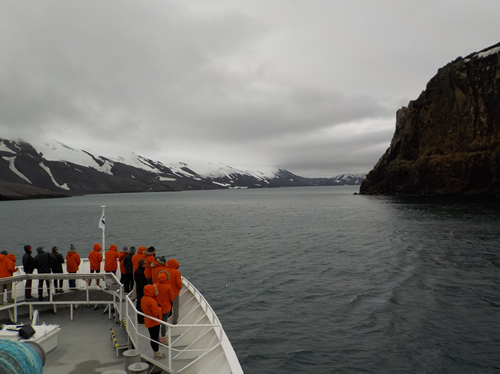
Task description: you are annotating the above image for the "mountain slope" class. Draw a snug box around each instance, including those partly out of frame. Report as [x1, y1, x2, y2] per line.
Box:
[0, 138, 364, 200]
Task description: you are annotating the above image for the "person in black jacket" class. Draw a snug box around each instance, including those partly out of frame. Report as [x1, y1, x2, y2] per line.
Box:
[34, 247, 52, 301]
[51, 246, 65, 293]
[123, 246, 135, 293]
[134, 259, 148, 324]
[22, 245, 35, 299]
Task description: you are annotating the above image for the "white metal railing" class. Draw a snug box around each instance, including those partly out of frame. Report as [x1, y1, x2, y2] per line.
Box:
[0, 261, 241, 374]
[0, 270, 122, 322]
[123, 280, 226, 373]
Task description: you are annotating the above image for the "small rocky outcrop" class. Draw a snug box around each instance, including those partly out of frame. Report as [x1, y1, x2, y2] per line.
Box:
[360, 42, 500, 195]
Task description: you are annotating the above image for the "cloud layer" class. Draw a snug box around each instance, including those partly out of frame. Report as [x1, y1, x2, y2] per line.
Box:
[0, 1, 499, 177]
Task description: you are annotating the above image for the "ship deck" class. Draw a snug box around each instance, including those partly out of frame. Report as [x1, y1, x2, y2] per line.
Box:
[0, 268, 243, 374]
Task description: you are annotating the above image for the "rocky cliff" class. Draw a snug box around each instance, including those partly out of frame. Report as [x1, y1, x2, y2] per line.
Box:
[360, 42, 500, 195]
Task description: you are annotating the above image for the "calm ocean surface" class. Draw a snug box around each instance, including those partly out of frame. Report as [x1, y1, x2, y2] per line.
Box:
[1, 186, 500, 373]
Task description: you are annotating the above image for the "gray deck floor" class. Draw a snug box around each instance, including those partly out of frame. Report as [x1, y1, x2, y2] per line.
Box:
[40, 305, 129, 374]
[1, 288, 164, 374]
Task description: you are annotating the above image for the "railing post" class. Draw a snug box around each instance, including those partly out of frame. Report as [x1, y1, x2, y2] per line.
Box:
[168, 325, 172, 371]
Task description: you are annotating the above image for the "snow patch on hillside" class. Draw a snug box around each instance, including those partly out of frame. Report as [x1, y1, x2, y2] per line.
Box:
[39, 161, 70, 190]
[3, 156, 32, 184]
[0, 141, 16, 154]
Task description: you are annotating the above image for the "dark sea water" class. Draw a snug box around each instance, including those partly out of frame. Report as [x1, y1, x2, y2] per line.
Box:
[1, 186, 500, 373]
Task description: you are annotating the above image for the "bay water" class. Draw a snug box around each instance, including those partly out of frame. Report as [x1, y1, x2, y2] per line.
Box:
[1, 186, 500, 373]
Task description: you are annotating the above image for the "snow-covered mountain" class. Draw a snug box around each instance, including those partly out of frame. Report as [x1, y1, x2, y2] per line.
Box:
[0, 138, 365, 200]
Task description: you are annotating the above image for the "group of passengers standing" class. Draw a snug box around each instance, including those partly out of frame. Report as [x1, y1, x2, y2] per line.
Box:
[0, 245, 73, 303]
[87, 243, 182, 359]
[0, 242, 183, 360]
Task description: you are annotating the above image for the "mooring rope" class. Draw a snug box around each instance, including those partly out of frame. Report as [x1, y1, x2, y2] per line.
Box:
[0, 339, 43, 374]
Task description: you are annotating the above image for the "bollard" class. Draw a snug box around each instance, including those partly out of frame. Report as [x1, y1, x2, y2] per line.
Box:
[123, 349, 142, 374]
[128, 362, 149, 374]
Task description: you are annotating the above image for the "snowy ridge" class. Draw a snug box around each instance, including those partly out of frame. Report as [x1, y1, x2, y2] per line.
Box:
[0, 138, 365, 198]
[30, 139, 281, 182]
[464, 43, 500, 63]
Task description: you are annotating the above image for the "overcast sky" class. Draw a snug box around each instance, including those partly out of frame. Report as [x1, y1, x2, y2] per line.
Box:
[0, 1, 498, 177]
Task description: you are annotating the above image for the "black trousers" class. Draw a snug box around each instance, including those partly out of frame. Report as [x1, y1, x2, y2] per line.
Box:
[38, 279, 51, 299]
[148, 324, 160, 352]
[124, 273, 134, 293]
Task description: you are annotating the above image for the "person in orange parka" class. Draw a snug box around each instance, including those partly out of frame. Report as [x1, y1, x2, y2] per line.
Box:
[151, 256, 166, 285]
[141, 284, 166, 360]
[118, 246, 128, 285]
[66, 244, 81, 290]
[104, 244, 120, 275]
[0, 250, 16, 304]
[144, 246, 156, 284]
[155, 270, 175, 343]
[166, 259, 182, 324]
[132, 246, 147, 278]
[7, 253, 16, 267]
[88, 243, 103, 287]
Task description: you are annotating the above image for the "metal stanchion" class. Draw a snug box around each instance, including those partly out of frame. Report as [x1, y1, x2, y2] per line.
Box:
[123, 349, 141, 374]
[128, 362, 149, 374]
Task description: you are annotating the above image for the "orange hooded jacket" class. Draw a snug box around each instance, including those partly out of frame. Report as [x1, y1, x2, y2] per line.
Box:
[119, 249, 128, 275]
[66, 250, 81, 273]
[0, 253, 16, 278]
[141, 284, 162, 328]
[132, 246, 146, 277]
[144, 250, 155, 279]
[166, 259, 182, 296]
[155, 271, 175, 314]
[89, 243, 103, 271]
[7, 253, 16, 265]
[152, 260, 165, 284]
[104, 244, 119, 272]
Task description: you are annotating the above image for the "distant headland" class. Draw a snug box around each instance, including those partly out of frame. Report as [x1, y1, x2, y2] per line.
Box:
[360, 42, 500, 196]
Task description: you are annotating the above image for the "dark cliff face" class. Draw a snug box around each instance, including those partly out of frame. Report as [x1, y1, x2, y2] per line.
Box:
[360, 42, 500, 195]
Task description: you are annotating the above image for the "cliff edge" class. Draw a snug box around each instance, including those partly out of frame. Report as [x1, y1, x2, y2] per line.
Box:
[360, 42, 500, 195]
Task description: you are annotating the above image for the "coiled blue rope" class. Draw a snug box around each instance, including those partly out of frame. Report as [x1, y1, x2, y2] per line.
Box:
[0, 339, 43, 374]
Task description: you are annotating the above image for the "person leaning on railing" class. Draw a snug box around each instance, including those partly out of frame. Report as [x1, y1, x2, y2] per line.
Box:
[0, 250, 16, 304]
[88, 243, 103, 287]
[66, 244, 81, 290]
[51, 246, 64, 293]
[104, 244, 119, 275]
[33, 247, 52, 302]
[22, 245, 35, 300]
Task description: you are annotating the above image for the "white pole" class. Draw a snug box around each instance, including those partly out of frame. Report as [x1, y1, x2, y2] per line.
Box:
[100, 205, 106, 250]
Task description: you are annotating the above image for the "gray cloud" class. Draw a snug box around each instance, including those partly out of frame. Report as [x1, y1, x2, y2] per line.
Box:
[0, 0, 499, 177]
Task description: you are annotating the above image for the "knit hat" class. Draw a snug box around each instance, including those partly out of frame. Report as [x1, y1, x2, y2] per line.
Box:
[158, 256, 166, 264]
[70, 244, 76, 252]
[122, 246, 128, 252]
[36, 246, 44, 254]
[146, 246, 156, 254]
[129, 246, 136, 255]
